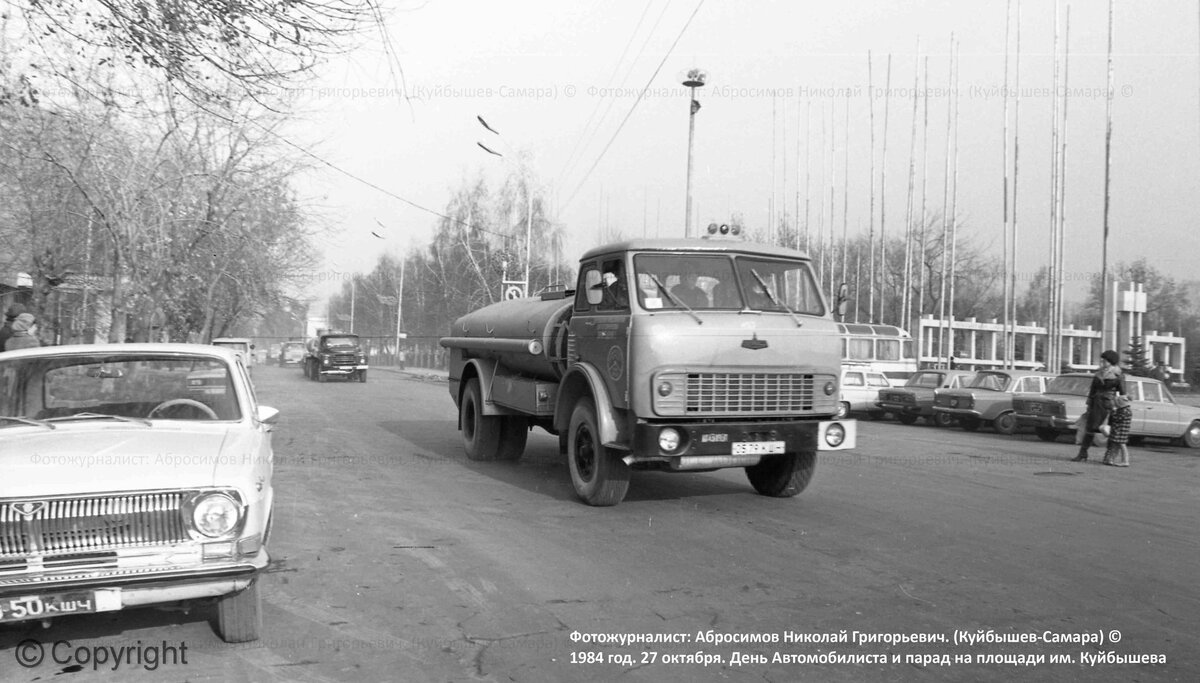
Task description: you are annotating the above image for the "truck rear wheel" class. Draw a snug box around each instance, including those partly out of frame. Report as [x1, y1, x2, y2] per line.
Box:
[745, 452, 815, 497]
[568, 399, 630, 506]
[496, 417, 528, 461]
[461, 378, 501, 460]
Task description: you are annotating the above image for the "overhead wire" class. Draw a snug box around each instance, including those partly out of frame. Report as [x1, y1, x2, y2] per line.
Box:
[560, 0, 708, 213]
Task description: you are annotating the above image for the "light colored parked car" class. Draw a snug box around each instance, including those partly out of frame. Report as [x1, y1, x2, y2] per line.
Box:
[0, 344, 278, 642]
[212, 337, 255, 366]
[1014, 373, 1200, 447]
[875, 369, 976, 426]
[280, 341, 306, 365]
[932, 369, 1056, 434]
[836, 366, 892, 419]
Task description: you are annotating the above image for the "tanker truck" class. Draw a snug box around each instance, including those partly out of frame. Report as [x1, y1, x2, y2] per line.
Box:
[440, 236, 855, 506]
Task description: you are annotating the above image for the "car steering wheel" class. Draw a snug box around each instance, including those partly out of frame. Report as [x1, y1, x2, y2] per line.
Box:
[147, 398, 219, 420]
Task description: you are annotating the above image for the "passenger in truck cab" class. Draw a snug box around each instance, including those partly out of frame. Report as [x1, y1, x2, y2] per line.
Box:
[670, 270, 708, 308]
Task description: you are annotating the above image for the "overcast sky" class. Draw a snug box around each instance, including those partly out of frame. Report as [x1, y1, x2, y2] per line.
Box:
[288, 0, 1200, 310]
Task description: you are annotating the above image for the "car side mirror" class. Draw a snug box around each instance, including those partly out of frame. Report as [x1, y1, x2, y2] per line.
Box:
[257, 405, 280, 425]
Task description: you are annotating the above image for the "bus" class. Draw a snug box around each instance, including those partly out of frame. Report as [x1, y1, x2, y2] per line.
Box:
[838, 323, 917, 381]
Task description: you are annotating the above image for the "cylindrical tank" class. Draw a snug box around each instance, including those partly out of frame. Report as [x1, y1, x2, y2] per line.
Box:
[441, 297, 573, 379]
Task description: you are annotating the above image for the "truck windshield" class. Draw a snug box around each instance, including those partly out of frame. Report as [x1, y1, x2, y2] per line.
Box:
[323, 336, 359, 349]
[632, 253, 824, 315]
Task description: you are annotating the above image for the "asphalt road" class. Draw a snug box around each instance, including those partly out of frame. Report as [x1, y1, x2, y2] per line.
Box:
[2, 364, 1197, 682]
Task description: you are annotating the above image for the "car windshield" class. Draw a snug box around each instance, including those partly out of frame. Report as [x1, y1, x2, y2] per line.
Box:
[322, 336, 359, 349]
[967, 372, 1011, 391]
[632, 253, 824, 315]
[0, 354, 242, 423]
[906, 372, 944, 388]
[1046, 376, 1091, 396]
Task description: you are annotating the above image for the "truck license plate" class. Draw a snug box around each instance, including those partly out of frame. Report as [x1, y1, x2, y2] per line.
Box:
[0, 590, 116, 622]
[732, 441, 785, 455]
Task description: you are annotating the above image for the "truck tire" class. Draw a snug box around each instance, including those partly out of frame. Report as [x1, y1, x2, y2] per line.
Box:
[745, 452, 815, 497]
[496, 417, 529, 461]
[568, 399, 630, 506]
[461, 378, 501, 460]
[358, 370, 367, 383]
[215, 579, 261, 643]
[317, 370, 327, 383]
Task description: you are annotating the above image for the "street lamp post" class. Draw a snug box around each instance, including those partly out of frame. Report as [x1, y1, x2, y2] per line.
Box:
[682, 68, 707, 238]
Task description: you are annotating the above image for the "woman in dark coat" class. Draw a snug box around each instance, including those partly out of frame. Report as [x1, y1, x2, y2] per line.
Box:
[1072, 349, 1125, 462]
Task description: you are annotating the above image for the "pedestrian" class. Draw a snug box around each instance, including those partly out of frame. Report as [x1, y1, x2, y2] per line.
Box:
[1072, 349, 1123, 462]
[0, 303, 25, 350]
[3, 312, 41, 351]
[1103, 386, 1133, 468]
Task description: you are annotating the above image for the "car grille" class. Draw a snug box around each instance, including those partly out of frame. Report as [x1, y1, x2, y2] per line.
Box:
[880, 392, 914, 404]
[0, 493, 188, 558]
[684, 372, 826, 414]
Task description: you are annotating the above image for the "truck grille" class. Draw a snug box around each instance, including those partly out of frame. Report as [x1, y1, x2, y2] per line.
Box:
[328, 353, 359, 365]
[0, 493, 188, 558]
[684, 372, 823, 414]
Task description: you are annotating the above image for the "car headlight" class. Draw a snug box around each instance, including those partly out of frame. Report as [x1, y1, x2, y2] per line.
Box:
[825, 423, 846, 447]
[192, 493, 242, 538]
[658, 428, 682, 453]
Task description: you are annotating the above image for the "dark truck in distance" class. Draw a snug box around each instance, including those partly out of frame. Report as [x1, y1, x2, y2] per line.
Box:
[304, 333, 368, 383]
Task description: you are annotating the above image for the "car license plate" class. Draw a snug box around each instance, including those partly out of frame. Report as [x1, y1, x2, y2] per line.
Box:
[732, 441, 785, 455]
[0, 590, 118, 623]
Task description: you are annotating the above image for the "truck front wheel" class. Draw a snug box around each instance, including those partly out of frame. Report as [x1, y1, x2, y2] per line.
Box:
[745, 452, 815, 497]
[461, 378, 501, 460]
[568, 399, 630, 506]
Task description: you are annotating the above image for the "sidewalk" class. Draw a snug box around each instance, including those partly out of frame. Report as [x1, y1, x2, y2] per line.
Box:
[374, 364, 449, 380]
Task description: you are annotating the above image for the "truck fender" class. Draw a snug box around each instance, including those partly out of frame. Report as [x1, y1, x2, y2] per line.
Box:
[457, 357, 505, 419]
[555, 363, 623, 448]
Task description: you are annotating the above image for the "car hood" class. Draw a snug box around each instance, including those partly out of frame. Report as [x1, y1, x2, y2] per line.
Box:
[0, 423, 240, 498]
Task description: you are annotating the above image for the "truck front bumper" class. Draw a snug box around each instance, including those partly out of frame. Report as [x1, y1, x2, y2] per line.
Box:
[319, 364, 368, 375]
[629, 418, 856, 469]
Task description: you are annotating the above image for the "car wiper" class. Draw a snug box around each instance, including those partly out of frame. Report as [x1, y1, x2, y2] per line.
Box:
[0, 416, 56, 430]
[649, 274, 702, 325]
[45, 412, 153, 427]
[749, 269, 803, 327]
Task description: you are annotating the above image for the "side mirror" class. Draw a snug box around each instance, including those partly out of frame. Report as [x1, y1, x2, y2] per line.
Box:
[257, 405, 280, 425]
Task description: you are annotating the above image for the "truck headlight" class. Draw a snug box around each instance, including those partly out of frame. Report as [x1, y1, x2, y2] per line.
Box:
[192, 493, 242, 538]
[657, 381, 674, 397]
[824, 381, 836, 396]
[658, 428, 682, 453]
[825, 423, 846, 447]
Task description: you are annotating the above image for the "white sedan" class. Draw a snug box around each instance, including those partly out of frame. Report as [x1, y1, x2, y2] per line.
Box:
[0, 344, 277, 642]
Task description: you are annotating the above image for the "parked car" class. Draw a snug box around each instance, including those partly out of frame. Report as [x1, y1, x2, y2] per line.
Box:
[836, 366, 892, 419]
[1014, 373, 1200, 447]
[932, 369, 1056, 434]
[279, 341, 306, 365]
[212, 337, 255, 366]
[875, 369, 976, 426]
[267, 343, 282, 364]
[0, 344, 278, 642]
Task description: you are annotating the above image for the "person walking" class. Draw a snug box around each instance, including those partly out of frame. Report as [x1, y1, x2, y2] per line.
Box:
[1072, 349, 1124, 462]
[3, 312, 40, 351]
[0, 303, 25, 350]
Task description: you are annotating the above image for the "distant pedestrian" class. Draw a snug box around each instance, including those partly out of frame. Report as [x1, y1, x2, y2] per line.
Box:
[3, 313, 40, 351]
[0, 303, 25, 350]
[1073, 349, 1124, 463]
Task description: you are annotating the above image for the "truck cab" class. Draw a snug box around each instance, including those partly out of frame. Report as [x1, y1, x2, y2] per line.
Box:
[304, 332, 368, 383]
[441, 238, 855, 506]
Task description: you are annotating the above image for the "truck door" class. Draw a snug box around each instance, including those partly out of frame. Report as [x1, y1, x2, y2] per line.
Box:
[571, 257, 632, 409]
